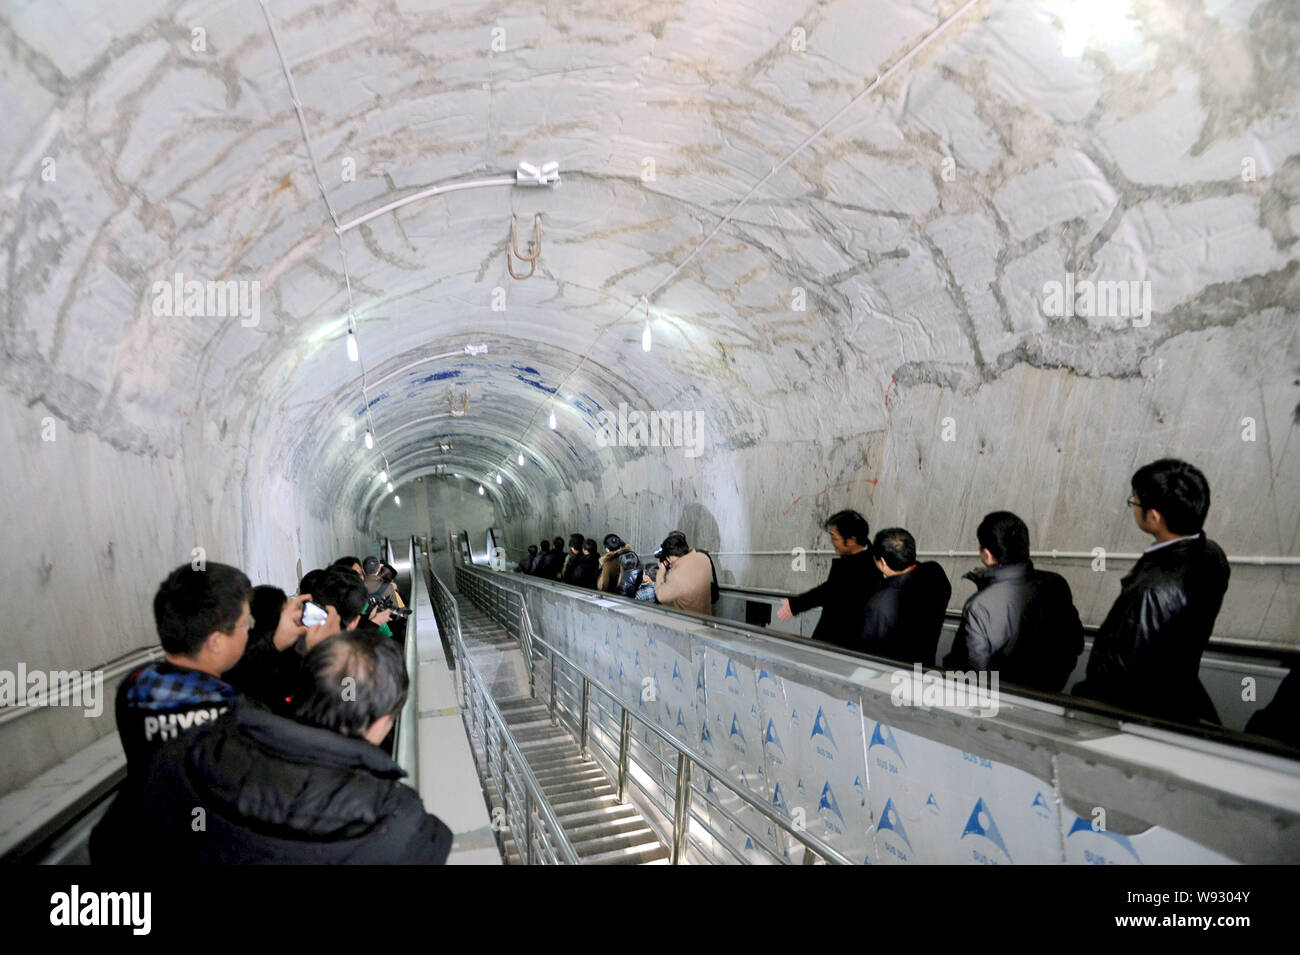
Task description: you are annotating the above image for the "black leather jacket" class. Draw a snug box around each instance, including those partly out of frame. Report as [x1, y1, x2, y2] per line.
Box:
[943, 562, 1083, 692]
[92, 703, 452, 864]
[1075, 533, 1229, 725]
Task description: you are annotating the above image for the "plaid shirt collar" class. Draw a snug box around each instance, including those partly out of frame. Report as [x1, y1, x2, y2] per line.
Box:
[123, 660, 237, 712]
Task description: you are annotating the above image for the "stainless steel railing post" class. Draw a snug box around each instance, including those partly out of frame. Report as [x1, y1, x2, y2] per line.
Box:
[548, 652, 557, 724]
[525, 792, 535, 866]
[579, 677, 590, 755]
[617, 706, 631, 802]
[671, 752, 692, 865]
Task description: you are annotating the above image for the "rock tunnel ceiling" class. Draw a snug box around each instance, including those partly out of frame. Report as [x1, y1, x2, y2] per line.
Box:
[3, 0, 1299, 524]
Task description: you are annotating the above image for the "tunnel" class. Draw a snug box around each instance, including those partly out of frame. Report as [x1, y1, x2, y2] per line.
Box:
[1, 0, 1298, 904]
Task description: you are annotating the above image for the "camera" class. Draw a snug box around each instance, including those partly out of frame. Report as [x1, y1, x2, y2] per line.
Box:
[387, 607, 410, 621]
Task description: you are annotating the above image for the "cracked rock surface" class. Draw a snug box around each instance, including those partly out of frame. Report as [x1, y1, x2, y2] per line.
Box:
[0, 0, 1297, 789]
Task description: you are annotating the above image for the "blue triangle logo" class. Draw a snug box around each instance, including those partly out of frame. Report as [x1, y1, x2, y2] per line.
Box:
[867, 722, 905, 765]
[818, 782, 845, 825]
[962, 797, 1011, 861]
[811, 707, 837, 751]
[878, 797, 913, 851]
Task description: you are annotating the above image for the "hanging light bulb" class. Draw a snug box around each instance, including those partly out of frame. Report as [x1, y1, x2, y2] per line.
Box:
[548, 407, 557, 429]
[641, 297, 652, 352]
[517, 451, 525, 466]
[495, 472, 503, 485]
[378, 470, 387, 483]
[478, 484, 485, 495]
[394, 495, 401, 506]
[363, 429, 373, 449]
[386, 482, 394, 493]
[346, 329, 359, 362]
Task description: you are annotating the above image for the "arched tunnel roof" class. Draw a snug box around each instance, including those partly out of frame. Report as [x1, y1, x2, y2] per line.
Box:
[8, 0, 1296, 540]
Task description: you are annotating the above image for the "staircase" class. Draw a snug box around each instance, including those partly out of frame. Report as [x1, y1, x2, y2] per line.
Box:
[456, 602, 671, 865]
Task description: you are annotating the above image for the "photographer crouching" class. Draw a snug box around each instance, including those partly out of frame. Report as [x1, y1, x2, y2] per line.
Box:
[653, 532, 714, 617]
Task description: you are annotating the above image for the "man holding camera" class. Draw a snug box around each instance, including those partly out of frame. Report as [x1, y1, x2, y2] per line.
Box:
[653, 532, 713, 616]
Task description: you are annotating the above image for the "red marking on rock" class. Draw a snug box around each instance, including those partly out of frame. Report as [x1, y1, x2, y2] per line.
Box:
[783, 477, 880, 516]
[884, 376, 896, 408]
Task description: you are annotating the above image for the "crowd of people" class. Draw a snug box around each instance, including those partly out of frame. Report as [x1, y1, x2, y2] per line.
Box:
[90, 554, 453, 865]
[516, 530, 719, 615]
[508, 458, 1295, 743]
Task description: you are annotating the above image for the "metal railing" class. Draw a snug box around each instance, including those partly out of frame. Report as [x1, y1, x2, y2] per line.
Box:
[456, 570, 536, 696]
[392, 537, 419, 788]
[455, 564, 852, 865]
[426, 562, 579, 865]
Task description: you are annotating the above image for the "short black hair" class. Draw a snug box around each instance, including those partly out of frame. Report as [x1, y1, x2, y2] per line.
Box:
[312, 569, 368, 627]
[539, 540, 551, 552]
[293, 631, 408, 738]
[660, 532, 691, 558]
[527, 544, 538, 554]
[330, 557, 363, 579]
[584, 538, 597, 554]
[249, 585, 287, 646]
[153, 563, 252, 657]
[569, 533, 585, 552]
[604, 534, 625, 552]
[362, 556, 381, 575]
[1131, 458, 1211, 534]
[826, 510, 870, 548]
[552, 536, 564, 551]
[873, 528, 916, 572]
[298, 568, 326, 598]
[977, 511, 1030, 564]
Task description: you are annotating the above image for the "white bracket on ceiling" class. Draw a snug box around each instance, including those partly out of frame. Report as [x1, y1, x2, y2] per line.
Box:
[515, 161, 561, 187]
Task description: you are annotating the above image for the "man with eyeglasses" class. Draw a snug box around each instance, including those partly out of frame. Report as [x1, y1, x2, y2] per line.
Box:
[1074, 459, 1230, 725]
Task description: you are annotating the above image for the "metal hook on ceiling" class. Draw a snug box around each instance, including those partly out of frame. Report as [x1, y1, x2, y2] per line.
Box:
[508, 214, 541, 280]
[448, 393, 469, 417]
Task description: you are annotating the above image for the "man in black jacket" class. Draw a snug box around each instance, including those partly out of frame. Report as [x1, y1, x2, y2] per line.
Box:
[942, 511, 1083, 691]
[92, 630, 452, 865]
[1074, 458, 1229, 725]
[778, 510, 882, 649]
[860, 527, 951, 666]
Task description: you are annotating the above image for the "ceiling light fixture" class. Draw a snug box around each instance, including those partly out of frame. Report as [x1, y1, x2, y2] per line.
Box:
[641, 297, 652, 352]
[378, 470, 387, 483]
[548, 407, 557, 429]
[517, 451, 525, 466]
[363, 429, 374, 449]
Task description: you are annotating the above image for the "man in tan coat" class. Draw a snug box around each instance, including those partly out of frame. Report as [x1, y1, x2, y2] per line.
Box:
[654, 532, 713, 616]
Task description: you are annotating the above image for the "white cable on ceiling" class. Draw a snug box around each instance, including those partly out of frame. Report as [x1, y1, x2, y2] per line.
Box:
[516, 0, 984, 451]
